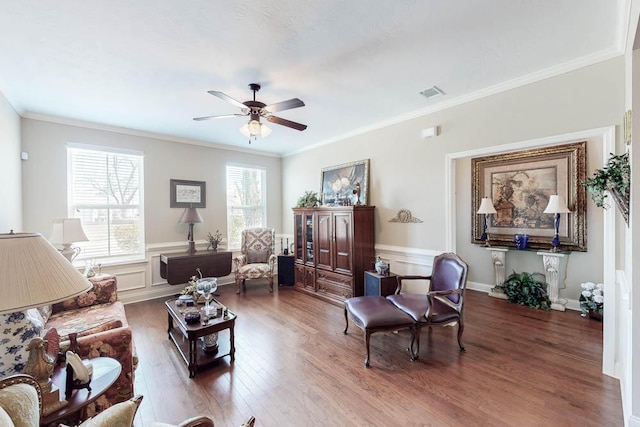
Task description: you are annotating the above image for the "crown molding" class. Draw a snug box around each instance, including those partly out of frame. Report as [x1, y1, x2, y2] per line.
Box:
[284, 47, 622, 157]
[21, 112, 281, 158]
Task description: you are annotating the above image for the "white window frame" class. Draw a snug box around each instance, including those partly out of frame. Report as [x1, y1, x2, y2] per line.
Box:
[67, 143, 145, 264]
[226, 163, 267, 249]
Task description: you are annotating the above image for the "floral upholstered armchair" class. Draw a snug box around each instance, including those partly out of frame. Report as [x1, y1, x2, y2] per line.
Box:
[233, 228, 276, 294]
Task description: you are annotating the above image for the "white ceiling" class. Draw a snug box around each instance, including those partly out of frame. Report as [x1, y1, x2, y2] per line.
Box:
[0, 1, 626, 156]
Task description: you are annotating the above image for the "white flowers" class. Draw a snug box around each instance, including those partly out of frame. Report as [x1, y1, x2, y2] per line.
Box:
[579, 282, 604, 318]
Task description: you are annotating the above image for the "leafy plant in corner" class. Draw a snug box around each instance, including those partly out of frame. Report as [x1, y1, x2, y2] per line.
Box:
[502, 271, 551, 310]
[582, 152, 630, 224]
[296, 191, 319, 208]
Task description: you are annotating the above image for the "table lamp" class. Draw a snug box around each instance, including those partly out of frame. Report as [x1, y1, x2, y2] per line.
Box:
[179, 207, 203, 254]
[0, 231, 93, 414]
[477, 197, 497, 247]
[543, 195, 571, 252]
[48, 218, 89, 262]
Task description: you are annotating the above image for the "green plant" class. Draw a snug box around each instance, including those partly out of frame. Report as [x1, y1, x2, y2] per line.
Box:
[502, 271, 551, 310]
[295, 191, 319, 208]
[583, 152, 630, 223]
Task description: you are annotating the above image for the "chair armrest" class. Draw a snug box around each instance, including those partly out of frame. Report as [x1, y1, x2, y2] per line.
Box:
[394, 275, 432, 294]
[233, 255, 247, 270]
[268, 253, 277, 265]
[52, 277, 118, 314]
[427, 288, 463, 296]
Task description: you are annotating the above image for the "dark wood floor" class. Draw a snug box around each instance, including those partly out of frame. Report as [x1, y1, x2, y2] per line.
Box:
[126, 285, 622, 427]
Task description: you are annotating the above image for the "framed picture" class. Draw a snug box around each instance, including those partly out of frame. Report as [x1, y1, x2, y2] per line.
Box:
[170, 179, 206, 208]
[320, 159, 370, 206]
[471, 142, 587, 251]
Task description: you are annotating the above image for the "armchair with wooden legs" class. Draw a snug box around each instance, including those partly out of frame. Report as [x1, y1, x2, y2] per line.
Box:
[387, 252, 469, 359]
[233, 228, 276, 294]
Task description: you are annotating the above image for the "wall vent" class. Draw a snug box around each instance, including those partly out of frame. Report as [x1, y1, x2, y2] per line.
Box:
[419, 86, 445, 99]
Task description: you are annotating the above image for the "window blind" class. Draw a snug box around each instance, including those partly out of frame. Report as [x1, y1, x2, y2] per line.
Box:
[68, 146, 144, 262]
[226, 165, 266, 248]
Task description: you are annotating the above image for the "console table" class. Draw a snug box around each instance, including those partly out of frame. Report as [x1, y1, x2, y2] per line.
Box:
[160, 251, 232, 285]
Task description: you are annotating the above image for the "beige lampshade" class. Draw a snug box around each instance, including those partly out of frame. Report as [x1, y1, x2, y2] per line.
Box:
[48, 218, 89, 244]
[477, 197, 497, 214]
[543, 195, 571, 214]
[178, 207, 203, 224]
[0, 232, 92, 315]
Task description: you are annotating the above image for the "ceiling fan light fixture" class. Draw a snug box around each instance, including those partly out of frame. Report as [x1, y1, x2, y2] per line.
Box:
[248, 119, 261, 135]
[260, 123, 272, 138]
[239, 123, 251, 138]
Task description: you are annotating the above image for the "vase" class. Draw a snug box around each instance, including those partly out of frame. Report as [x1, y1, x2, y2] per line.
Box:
[588, 310, 603, 321]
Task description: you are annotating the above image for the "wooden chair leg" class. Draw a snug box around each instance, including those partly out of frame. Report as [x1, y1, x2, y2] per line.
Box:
[412, 326, 422, 360]
[457, 320, 465, 351]
[343, 308, 349, 334]
[364, 331, 371, 368]
[268, 276, 274, 293]
[235, 277, 241, 294]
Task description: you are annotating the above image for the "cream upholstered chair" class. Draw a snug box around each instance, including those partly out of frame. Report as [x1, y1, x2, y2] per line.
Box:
[233, 227, 276, 294]
[0, 374, 42, 427]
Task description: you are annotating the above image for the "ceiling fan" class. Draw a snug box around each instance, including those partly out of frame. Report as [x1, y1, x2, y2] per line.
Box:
[193, 83, 307, 141]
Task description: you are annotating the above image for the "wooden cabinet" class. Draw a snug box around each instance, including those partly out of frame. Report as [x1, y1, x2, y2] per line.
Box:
[293, 206, 375, 305]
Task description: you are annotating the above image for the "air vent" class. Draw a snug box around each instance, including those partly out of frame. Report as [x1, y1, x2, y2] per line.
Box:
[419, 86, 445, 99]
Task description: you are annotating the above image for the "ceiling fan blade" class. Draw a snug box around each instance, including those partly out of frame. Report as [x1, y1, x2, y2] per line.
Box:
[193, 113, 246, 121]
[267, 115, 308, 131]
[207, 91, 247, 110]
[263, 98, 305, 113]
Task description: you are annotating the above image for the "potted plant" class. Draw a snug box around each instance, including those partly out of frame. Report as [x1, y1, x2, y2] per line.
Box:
[206, 230, 223, 251]
[502, 271, 551, 310]
[579, 282, 604, 320]
[295, 191, 319, 208]
[583, 152, 630, 224]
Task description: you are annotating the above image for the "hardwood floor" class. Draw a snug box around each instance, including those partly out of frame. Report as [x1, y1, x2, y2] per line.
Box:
[126, 286, 622, 427]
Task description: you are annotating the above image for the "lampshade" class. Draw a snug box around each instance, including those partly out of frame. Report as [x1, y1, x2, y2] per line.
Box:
[178, 207, 203, 224]
[239, 121, 272, 138]
[477, 198, 497, 214]
[543, 195, 571, 214]
[48, 218, 88, 244]
[0, 232, 92, 314]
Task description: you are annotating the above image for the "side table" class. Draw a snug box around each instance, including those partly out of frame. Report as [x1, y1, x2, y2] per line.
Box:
[278, 255, 295, 286]
[41, 357, 121, 426]
[364, 271, 398, 297]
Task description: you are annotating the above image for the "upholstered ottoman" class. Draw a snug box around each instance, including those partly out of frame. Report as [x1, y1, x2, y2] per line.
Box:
[344, 296, 415, 367]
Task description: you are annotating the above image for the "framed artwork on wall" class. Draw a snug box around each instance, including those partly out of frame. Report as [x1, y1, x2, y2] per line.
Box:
[471, 142, 587, 251]
[170, 179, 206, 208]
[320, 159, 370, 206]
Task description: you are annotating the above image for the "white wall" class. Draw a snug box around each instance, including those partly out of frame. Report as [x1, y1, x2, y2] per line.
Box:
[282, 58, 625, 304]
[21, 118, 283, 241]
[0, 90, 22, 231]
[20, 118, 283, 301]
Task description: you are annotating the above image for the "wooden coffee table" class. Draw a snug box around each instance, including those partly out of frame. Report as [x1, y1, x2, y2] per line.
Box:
[41, 356, 121, 426]
[165, 298, 236, 377]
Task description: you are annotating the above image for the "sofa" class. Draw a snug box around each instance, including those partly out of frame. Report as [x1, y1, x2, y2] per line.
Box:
[0, 275, 136, 417]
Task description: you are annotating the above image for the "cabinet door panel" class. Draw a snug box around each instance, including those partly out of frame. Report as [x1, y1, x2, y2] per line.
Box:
[315, 212, 332, 270]
[333, 212, 353, 274]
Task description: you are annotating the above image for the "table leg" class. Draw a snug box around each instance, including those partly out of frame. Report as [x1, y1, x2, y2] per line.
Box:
[189, 338, 197, 378]
[230, 324, 235, 363]
[167, 313, 173, 339]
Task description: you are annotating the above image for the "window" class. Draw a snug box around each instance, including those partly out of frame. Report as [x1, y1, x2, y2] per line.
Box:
[68, 144, 144, 263]
[226, 164, 266, 248]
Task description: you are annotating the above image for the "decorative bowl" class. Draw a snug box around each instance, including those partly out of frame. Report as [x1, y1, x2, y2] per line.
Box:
[184, 311, 201, 325]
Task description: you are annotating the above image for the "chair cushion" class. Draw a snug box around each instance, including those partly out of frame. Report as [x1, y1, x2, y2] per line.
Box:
[79, 395, 142, 426]
[247, 249, 268, 264]
[46, 301, 128, 342]
[387, 294, 459, 324]
[345, 296, 414, 330]
[0, 383, 40, 427]
[237, 263, 272, 279]
[386, 294, 428, 322]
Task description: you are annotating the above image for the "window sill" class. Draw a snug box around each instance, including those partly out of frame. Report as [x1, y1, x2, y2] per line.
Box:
[73, 256, 147, 269]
